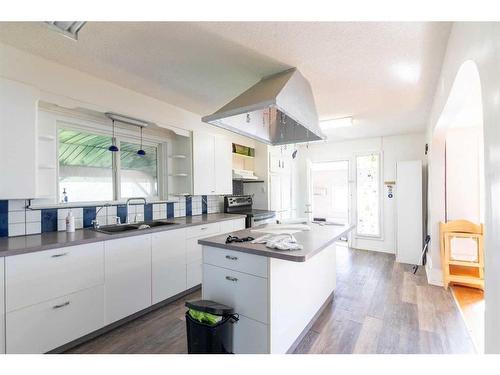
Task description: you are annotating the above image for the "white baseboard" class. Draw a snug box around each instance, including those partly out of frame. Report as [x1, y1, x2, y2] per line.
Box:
[350, 246, 395, 254]
[425, 263, 444, 286]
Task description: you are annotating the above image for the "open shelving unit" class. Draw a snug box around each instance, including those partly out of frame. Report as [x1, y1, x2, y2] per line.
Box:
[167, 134, 193, 199]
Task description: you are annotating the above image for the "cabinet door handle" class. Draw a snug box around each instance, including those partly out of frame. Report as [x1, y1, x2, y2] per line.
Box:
[201, 227, 208, 230]
[225, 276, 238, 282]
[225, 255, 238, 261]
[53, 301, 70, 309]
[51, 252, 68, 258]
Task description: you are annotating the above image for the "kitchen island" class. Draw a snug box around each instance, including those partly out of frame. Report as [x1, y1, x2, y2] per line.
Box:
[198, 223, 355, 354]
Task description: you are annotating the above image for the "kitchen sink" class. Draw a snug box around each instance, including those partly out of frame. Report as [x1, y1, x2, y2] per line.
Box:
[94, 220, 178, 234]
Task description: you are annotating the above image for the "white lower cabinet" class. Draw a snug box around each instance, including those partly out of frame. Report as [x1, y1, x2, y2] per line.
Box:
[5, 242, 104, 312]
[186, 259, 203, 289]
[233, 315, 269, 354]
[202, 263, 268, 324]
[152, 228, 187, 304]
[6, 285, 105, 354]
[0, 257, 5, 354]
[104, 235, 152, 324]
[0, 217, 246, 354]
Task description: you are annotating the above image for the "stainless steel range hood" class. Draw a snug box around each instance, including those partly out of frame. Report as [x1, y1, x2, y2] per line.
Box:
[202, 68, 325, 145]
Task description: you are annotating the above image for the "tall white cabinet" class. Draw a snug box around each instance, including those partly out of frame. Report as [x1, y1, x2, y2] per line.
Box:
[396, 160, 423, 265]
[0, 78, 40, 199]
[268, 147, 293, 220]
[192, 131, 232, 195]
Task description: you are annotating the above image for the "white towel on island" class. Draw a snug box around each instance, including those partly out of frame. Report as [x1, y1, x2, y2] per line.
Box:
[251, 234, 303, 251]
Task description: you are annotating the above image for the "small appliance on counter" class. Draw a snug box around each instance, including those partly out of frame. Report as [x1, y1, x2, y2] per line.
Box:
[224, 195, 276, 228]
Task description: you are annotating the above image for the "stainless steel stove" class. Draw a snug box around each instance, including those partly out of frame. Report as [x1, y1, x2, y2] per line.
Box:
[224, 195, 276, 228]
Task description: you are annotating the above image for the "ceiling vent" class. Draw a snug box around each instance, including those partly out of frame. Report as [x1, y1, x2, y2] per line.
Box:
[44, 21, 86, 40]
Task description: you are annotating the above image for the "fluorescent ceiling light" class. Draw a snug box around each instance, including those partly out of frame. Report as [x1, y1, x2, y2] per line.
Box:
[44, 21, 86, 40]
[320, 117, 353, 130]
[392, 63, 421, 84]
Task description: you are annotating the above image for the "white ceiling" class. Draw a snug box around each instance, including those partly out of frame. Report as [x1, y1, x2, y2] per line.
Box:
[0, 22, 451, 141]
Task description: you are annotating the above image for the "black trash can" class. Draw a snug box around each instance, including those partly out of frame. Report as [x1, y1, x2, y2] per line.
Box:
[185, 300, 238, 354]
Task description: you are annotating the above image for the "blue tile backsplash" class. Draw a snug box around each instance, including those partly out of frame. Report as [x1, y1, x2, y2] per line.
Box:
[41, 209, 58, 233]
[0, 200, 8, 237]
[0, 195, 222, 238]
[83, 207, 96, 228]
[144, 204, 153, 221]
[117, 205, 128, 225]
[167, 202, 174, 219]
[185, 196, 192, 216]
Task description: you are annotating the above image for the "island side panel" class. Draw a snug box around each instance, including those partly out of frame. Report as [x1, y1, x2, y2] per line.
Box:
[269, 243, 336, 354]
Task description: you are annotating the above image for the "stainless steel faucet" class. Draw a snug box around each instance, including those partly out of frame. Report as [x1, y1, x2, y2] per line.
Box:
[126, 197, 147, 224]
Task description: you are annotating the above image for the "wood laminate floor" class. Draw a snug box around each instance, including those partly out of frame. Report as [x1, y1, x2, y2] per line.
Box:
[451, 285, 484, 353]
[67, 247, 475, 354]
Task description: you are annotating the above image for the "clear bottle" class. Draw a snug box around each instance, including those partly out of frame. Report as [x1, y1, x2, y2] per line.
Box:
[62, 188, 68, 203]
[66, 210, 75, 233]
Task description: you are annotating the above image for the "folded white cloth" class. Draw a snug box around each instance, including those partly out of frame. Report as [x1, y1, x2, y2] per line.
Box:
[251, 234, 303, 251]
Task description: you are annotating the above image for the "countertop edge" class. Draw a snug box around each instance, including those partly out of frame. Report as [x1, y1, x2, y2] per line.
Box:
[199, 224, 355, 262]
[0, 214, 247, 258]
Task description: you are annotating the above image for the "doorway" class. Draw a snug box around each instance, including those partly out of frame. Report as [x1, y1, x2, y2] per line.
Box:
[309, 160, 350, 245]
[428, 60, 485, 352]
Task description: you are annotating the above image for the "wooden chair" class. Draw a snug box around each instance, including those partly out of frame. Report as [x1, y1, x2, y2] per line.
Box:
[440, 220, 484, 290]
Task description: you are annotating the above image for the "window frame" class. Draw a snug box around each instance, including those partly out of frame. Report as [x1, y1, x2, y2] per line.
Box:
[55, 115, 167, 204]
[353, 151, 384, 240]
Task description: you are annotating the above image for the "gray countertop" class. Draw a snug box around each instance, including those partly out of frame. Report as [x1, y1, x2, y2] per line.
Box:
[198, 223, 355, 262]
[0, 213, 246, 257]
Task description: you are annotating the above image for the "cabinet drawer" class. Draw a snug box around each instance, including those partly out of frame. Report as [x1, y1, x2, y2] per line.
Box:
[187, 259, 202, 289]
[6, 285, 105, 354]
[202, 263, 268, 324]
[220, 218, 246, 234]
[185, 222, 220, 239]
[233, 315, 269, 354]
[6, 242, 104, 312]
[203, 247, 268, 278]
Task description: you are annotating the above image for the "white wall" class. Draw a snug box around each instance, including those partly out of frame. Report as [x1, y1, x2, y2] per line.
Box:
[424, 22, 500, 353]
[295, 133, 425, 254]
[0, 42, 255, 148]
[445, 127, 482, 222]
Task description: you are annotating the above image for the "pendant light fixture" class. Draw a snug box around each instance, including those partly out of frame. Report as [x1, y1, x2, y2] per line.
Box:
[105, 112, 152, 155]
[137, 126, 146, 156]
[108, 119, 119, 152]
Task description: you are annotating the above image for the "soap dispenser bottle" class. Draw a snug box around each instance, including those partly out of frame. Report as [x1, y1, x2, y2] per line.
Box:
[66, 210, 75, 233]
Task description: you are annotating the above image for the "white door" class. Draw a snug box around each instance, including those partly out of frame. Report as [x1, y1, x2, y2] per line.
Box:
[396, 160, 423, 265]
[152, 228, 187, 304]
[269, 153, 282, 174]
[269, 173, 282, 212]
[310, 161, 350, 224]
[280, 174, 291, 212]
[214, 136, 233, 195]
[104, 235, 152, 324]
[192, 132, 215, 195]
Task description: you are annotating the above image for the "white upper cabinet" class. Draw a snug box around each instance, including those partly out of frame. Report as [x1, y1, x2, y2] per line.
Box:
[0, 78, 40, 199]
[192, 131, 232, 195]
[214, 136, 233, 195]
